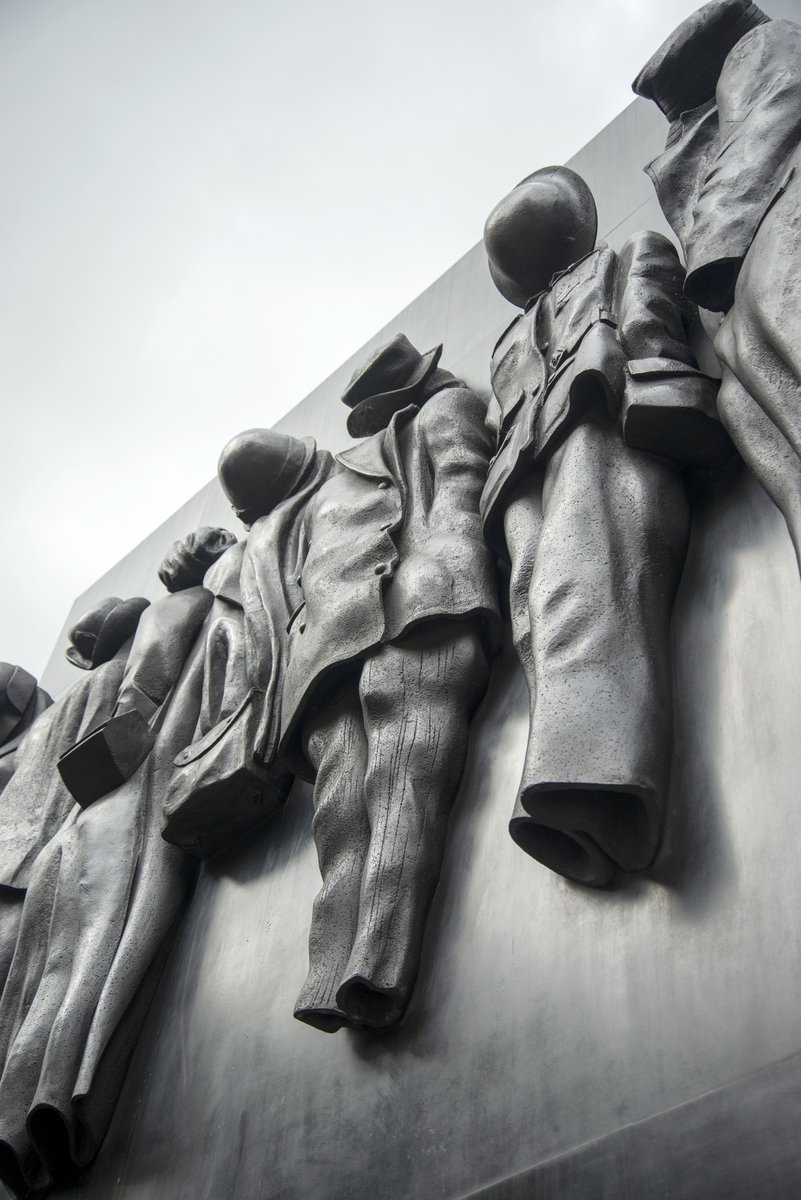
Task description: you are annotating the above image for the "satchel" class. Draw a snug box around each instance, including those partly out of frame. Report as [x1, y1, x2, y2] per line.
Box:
[57, 708, 156, 808]
[162, 689, 293, 859]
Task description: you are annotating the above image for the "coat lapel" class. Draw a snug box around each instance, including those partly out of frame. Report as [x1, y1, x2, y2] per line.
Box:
[335, 404, 418, 495]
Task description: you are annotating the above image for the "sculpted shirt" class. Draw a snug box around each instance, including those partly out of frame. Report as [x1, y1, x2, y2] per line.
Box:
[280, 382, 501, 780]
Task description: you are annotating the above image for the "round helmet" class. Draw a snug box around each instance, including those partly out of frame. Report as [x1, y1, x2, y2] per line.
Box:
[484, 166, 598, 308]
[217, 428, 314, 527]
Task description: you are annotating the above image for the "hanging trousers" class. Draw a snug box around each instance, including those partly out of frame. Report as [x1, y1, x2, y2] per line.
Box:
[294, 620, 488, 1031]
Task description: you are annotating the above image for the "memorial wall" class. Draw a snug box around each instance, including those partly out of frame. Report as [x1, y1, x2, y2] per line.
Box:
[2, 2, 801, 1197]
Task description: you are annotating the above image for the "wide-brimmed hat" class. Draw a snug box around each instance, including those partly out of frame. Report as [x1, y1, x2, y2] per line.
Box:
[341, 334, 442, 438]
[484, 166, 598, 309]
[633, 0, 769, 123]
[66, 595, 151, 671]
[218, 430, 316, 527]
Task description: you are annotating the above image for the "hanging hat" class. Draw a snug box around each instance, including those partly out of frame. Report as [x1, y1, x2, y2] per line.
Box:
[218, 430, 316, 527]
[484, 166, 598, 309]
[158, 526, 238, 593]
[0, 663, 36, 719]
[0, 664, 38, 745]
[633, 0, 770, 123]
[341, 334, 443, 438]
[66, 596, 151, 671]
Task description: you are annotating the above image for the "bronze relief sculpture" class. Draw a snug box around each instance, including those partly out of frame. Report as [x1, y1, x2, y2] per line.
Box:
[0, 604, 144, 1005]
[0, 580, 201, 1196]
[634, 0, 801, 574]
[279, 335, 501, 1031]
[0, 434, 339, 1195]
[1, 2, 800, 1191]
[482, 166, 730, 887]
[0, 666, 51, 797]
[162, 429, 335, 856]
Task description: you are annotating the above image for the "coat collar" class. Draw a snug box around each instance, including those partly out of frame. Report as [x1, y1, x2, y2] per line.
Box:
[335, 403, 418, 480]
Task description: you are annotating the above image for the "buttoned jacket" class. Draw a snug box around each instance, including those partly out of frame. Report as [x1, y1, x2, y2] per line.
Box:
[280, 382, 501, 780]
[481, 247, 624, 544]
[645, 19, 801, 311]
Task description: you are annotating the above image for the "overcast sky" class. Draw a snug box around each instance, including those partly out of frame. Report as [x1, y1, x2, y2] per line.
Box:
[0, 0, 765, 676]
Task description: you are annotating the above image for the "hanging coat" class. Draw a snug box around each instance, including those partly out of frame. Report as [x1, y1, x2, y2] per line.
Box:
[0, 638, 204, 1197]
[280, 384, 502, 780]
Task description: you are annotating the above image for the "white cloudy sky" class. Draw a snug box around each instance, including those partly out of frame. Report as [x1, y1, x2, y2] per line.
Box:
[0, 0, 791, 676]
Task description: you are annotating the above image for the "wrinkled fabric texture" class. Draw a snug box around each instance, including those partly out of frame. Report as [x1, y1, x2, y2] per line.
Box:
[481, 233, 704, 547]
[689, 21, 801, 307]
[505, 413, 689, 884]
[239, 446, 337, 764]
[295, 625, 488, 1030]
[281, 384, 501, 779]
[0, 641, 203, 1197]
[0, 654, 128, 1004]
[485, 232, 696, 884]
[115, 586, 214, 721]
[0, 654, 130, 893]
[644, 20, 801, 310]
[287, 380, 499, 1029]
[713, 155, 801, 570]
[641, 15, 801, 572]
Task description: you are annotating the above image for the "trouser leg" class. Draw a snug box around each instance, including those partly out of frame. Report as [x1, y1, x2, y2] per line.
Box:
[294, 677, 369, 1032]
[502, 472, 544, 686]
[515, 410, 689, 887]
[336, 623, 488, 1028]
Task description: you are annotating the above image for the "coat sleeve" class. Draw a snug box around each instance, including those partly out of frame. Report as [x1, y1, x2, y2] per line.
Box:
[615, 231, 697, 367]
[685, 19, 801, 311]
[386, 385, 501, 652]
[423, 386, 495, 544]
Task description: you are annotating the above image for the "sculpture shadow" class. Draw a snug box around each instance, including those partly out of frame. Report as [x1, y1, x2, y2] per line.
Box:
[201, 777, 314, 887]
[645, 455, 781, 912]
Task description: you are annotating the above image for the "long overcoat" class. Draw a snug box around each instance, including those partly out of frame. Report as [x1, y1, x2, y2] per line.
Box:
[280, 382, 501, 780]
[641, 15, 801, 571]
[643, 18, 801, 312]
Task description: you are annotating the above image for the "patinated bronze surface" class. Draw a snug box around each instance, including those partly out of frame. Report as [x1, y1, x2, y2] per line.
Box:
[0, 439, 335, 1193]
[281, 336, 501, 1030]
[482, 167, 730, 887]
[163, 432, 335, 858]
[634, 0, 801, 574]
[1, 4, 801, 1194]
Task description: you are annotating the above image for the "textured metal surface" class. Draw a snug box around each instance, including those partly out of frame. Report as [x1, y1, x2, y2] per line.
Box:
[18, 9, 801, 1193]
[44, 455, 801, 1200]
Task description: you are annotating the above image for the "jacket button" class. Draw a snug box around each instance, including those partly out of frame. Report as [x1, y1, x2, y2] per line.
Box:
[299, 622, 306, 634]
[375, 563, 387, 575]
[377, 481, 390, 489]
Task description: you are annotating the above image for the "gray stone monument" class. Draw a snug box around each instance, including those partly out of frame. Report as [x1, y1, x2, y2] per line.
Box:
[2, 2, 801, 1196]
